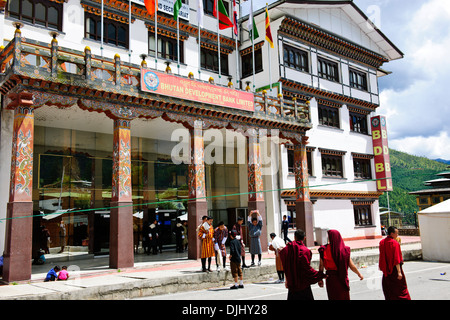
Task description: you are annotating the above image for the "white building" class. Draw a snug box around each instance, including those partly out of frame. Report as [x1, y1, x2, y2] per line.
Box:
[0, 0, 402, 278]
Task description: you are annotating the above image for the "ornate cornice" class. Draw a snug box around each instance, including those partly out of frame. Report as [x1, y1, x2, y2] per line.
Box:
[281, 190, 383, 199]
[279, 17, 389, 69]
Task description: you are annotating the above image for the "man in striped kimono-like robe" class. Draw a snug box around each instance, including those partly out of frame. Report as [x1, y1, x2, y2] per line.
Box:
[198, 216, 214, 272]
[214, 221, 228, 271]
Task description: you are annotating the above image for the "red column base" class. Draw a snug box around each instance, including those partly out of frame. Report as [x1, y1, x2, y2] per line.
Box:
[295, 200, 314, 247]
[2, 201, 33, 282]
[109, 201, 134, 269]
[187, 201, 208, 260]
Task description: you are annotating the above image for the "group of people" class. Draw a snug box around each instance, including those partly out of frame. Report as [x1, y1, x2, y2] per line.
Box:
[197, 210, 265, 289]
[44, 265, 69, 282]
[279, 226, 411, 300]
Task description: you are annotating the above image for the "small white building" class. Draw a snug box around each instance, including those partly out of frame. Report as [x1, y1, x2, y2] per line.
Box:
[418, 199, 450, 262]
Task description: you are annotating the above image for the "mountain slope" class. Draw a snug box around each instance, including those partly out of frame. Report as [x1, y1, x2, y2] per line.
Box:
[378, 149, 448, 222]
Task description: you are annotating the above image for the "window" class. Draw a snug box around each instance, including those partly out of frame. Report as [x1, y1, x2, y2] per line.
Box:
[204, 0, 229, 16]
[321, 154, 343, 178]
[287, 148, 313, 176]
[349, 69, 368, 91]
[353, 158, 372, 180]
[283, 45, 309, 72]
[7, 0, 62, 31]
[349, 112, 368, 134]
[318, 105, 340, 128]
[149, 34, 184, 63]
[354, 204, 373, 226]
[318, 57, 339, 82]
[200, 48, 228, 75]
[85, 13, 128, 49]
[241, 47, 263, 78]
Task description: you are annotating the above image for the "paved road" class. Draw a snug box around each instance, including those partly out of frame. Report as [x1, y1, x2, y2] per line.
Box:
[135, 261, 449, 300]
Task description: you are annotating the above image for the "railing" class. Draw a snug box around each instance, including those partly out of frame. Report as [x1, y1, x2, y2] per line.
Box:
[0, 27, 311, 125]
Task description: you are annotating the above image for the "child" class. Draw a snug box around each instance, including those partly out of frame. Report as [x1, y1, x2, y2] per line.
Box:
[58, 265, 69, 280]
[228, 230, 244, 289]
[44, 265, 60, 282]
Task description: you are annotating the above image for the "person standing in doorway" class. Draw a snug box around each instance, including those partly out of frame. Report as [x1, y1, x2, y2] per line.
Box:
[58, 220, 66, 253]
[379, 226, 411, 300]
[248, 210, 263, 266]
[281, 215, 292, 243]
[318, 229, 363, 300]
[279, 229, 326, 300]
[232, 217, 249, 269]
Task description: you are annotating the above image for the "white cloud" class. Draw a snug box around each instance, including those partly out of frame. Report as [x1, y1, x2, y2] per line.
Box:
[377, 0, 450, 160]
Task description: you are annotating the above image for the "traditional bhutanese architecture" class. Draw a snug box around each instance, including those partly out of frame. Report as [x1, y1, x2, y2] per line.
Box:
[410, 171, 450, 211]
[240, 0, 403, 244]
[0, 0, 401, 282]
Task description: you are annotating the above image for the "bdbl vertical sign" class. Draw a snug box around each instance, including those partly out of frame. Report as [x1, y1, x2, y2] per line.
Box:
[371, 116, 393, 191]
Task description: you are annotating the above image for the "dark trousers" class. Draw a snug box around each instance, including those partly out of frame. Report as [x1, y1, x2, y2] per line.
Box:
[287, 286, 314, 300]
[201, 257, 212, 271]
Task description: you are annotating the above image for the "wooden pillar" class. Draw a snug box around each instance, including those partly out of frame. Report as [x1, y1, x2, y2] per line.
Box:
[2, 93, 34, 282]
[294, 136, 314, 247]
[109, 119, 134, 269]
[247, 129, 268, 251]
[187, 120, 207, 260]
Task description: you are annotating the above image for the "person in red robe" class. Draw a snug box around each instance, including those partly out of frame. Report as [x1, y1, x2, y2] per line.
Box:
[279, 229, 326, 300]
[378, 226, 411, 300]
[318, 230, 364, 300]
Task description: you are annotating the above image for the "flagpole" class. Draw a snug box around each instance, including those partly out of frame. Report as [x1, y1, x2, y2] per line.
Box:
[155, 3, 158, 69]
[177, 15, 180, 75]
[129, 0, 132, 63]
[217, 0, 221, 85]
[234, 0, 238, 88]
[251, 0, 255, 92]
[266, 3, 272, 93]
[101, 0, 104, 57]
[198, 23, 201, 78]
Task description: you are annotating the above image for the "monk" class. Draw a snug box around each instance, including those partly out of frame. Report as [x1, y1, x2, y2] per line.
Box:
[279, 229, 326, 300]
[318, 230, 363, 300]
[378, 226, 411, 300]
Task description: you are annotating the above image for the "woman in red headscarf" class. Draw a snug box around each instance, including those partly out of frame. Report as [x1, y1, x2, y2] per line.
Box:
[318, 230, 363, 300]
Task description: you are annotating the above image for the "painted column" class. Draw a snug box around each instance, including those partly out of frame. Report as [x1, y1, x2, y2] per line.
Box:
[109, 118, 134, 269]
[187, 120, 207, 260]
[294, 136, 314, 246]
[247, 129, 268, 251]
[3, 93, 34, 282]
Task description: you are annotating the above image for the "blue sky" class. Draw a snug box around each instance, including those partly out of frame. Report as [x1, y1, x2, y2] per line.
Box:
[242, 0, 450, 160]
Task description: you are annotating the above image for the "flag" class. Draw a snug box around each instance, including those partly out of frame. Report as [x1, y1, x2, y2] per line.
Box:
[198, 0, 204, 28]
[232, 0, 238, 36]
[248, 8, 259, 40]
[265, 7, 273, 48]
[144, 0, 157, 16]
[173, 0, 182, 20]
[214, 0, 233, 30]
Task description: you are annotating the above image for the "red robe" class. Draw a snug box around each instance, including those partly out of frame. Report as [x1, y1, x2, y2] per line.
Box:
[279, 241, 325, 294]
[379, 236, 411, 300]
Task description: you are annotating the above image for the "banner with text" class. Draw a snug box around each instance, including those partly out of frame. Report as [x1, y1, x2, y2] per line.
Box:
[141, 69, 255, 112]
[371, 115, 393, 192]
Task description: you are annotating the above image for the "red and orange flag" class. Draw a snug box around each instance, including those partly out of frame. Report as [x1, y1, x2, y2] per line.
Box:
[265, 7, 274, 48]
[144, 0, 158, 16]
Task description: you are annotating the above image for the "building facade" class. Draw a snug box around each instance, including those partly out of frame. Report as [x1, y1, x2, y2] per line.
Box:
[0, 0, 401, 282]
[410, 171, 450, 211]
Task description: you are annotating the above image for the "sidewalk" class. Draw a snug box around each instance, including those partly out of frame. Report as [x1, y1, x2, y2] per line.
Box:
[0, 236, 422, 300]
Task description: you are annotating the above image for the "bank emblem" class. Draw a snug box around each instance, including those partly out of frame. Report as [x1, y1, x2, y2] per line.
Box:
[143, 71, 159, 91]
[371, 117, 380, 128]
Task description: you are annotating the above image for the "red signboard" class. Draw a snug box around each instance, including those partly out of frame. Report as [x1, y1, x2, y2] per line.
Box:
[371, 115, 393, 191]
[140, 69, 255, 112]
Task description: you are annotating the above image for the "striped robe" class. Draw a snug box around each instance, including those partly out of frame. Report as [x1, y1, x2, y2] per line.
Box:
[198, 225, 215, 259]
[214, 226, 228, 257]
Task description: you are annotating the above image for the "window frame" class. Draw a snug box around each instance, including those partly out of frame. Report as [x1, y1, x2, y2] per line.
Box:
[7, 0, 63, 31]
[283, 45, 309, 72]
[349, 112, 368, 134]
[85, 13, 129, 49]
[317, 57, 340, 82]
[321, 154, 343, 178]
[149, 33, 184, 63]
[349, 68, 368, 91]
[287, 148, 313, 176]
[353, 204, 373, 226]
[241, 46, 263, 78]
[200, 47, 229, 75]
[318, 104, 340, 129]
[353, 158, 372, 180]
